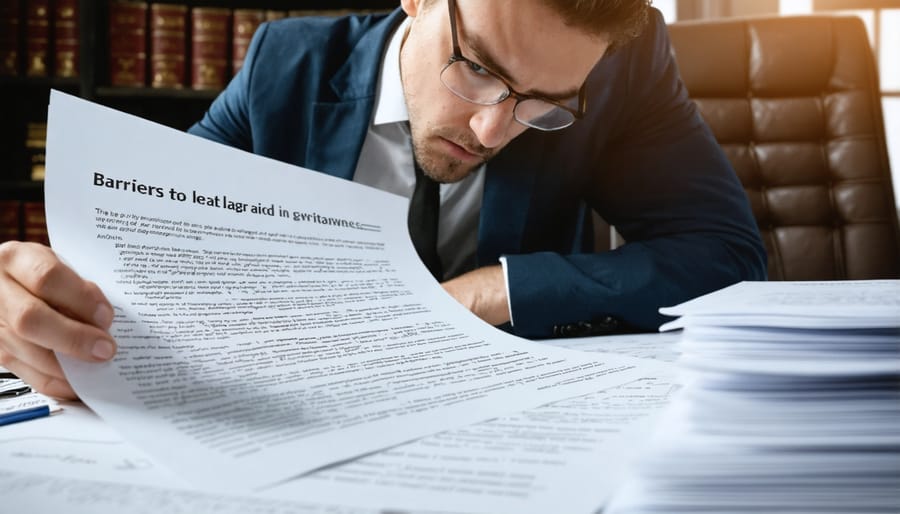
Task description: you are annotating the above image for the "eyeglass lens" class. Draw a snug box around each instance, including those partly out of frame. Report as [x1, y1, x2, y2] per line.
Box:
[440, 60, 576, 130]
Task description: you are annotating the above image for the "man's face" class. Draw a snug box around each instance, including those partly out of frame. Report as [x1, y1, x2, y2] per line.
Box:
[399, 0, 609, 183]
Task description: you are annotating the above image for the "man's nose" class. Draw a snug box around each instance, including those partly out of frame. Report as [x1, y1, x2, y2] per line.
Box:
[468, 100, 517, 149]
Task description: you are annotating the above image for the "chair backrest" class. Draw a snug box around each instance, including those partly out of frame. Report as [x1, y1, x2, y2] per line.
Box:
[668, 15, 900, 280]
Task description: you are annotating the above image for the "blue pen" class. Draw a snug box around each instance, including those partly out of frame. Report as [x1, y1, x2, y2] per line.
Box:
[0, 405, 52, 427]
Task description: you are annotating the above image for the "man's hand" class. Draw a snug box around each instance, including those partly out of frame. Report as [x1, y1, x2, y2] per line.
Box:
[441, 265, 511, 326]
[0, 241, 116, 400]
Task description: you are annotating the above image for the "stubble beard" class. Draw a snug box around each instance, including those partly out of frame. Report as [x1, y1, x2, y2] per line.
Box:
[409, 122, 493, 184]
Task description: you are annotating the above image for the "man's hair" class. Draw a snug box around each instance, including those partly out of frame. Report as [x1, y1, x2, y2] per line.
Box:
[538, 0, 652, 51]
[419, 0, 652, 53]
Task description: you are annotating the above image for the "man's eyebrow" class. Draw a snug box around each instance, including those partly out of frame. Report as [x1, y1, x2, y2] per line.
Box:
[464, 33, 580, 101]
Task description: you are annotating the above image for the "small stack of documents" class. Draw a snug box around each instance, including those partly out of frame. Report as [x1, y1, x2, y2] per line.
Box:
[606, 280, 900, 513]
[0, 370, 61, 426]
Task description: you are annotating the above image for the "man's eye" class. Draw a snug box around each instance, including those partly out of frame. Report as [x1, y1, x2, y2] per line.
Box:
[466, 61, 490, 76]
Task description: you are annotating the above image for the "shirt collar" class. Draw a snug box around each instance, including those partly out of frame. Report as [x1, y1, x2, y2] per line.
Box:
[372, 17, 411, 126]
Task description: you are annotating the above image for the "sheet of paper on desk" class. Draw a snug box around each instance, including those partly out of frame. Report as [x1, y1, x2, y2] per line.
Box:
[0, 333, 679, 514]
[543, 331, 681, 362]
[1, 470, 430, 514]
[660, 279, 900, 330]
[269, 334, 679, 514]
[43, 91, 657, 494]
[268, 368, 677, 513]
[0, 401, 182, 487]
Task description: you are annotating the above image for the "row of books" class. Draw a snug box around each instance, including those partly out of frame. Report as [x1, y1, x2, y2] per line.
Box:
[26, 121, 46, 181]
[0, 200, 48, 245]
[0, 0, 79, 78]
[110, 2, 390, 90]
[0, 119, 46, 184]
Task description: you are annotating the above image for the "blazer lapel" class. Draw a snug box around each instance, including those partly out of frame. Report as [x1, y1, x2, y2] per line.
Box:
[305, 10, 407, 180]
[307, 100, 374, 180]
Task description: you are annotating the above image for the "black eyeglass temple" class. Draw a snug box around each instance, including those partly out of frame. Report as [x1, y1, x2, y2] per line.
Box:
[448, 0, 462, 57]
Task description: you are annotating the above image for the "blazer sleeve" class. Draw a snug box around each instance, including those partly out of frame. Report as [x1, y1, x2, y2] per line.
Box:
[503, 12, 767, 338]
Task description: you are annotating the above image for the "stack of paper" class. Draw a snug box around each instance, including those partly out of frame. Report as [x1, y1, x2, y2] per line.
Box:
[607, 280, 900, 513]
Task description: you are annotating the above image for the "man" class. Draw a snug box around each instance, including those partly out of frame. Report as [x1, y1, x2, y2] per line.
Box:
[0, 0, 766, 400]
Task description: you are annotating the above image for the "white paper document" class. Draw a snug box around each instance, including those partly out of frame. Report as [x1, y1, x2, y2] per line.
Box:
[0, 470, 411, 514]
[544, 332, 682, 362]
[0, 402, 182, 488]
[660, 280, 900, 330]
[0, 333, 678, 514]
[269, 372, 677, 513]
[44, 91, 655, 493]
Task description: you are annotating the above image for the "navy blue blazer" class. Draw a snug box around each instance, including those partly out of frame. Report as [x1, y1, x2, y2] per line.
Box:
[188, 8, 766, 338]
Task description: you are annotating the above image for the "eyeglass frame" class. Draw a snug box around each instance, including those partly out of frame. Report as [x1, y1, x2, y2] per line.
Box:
[440, 0, 588, 131]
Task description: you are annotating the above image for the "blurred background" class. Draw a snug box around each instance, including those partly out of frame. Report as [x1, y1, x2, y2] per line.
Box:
[0, 0, 897, 246]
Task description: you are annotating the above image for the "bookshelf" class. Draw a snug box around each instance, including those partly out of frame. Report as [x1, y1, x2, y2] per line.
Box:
[0, 0, 396, 242]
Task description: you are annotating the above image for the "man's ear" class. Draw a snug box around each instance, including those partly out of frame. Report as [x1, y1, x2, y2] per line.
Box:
[400, 0, 420, 18]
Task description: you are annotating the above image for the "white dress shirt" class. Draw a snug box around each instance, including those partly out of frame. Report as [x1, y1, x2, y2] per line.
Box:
[352, 17, 484, 280]
[352, 17, 515, 324]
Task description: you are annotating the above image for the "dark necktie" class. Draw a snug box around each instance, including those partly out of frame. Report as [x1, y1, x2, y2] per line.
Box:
[408, 162, 443, 280]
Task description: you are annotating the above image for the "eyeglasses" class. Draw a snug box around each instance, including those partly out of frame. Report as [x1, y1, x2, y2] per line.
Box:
[439, 0, 586, 131]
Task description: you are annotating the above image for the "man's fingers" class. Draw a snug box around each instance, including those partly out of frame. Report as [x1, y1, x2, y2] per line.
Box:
[0, 241, 114, 329]
[0, 351, 78, 400]
[0, 324, 69, 381]
[0, 276, 116, 362]
[0, 241, 111, 398]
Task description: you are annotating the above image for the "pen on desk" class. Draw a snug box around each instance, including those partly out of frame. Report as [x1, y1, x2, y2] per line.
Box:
[0, 385, 33, 398]
[0, 405, 57, 427]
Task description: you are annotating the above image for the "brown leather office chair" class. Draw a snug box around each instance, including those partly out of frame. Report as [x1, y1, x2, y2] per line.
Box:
[667, 15, 900, 280]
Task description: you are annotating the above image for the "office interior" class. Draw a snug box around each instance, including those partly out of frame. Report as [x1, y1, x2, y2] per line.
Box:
[0, 0, 900, 511]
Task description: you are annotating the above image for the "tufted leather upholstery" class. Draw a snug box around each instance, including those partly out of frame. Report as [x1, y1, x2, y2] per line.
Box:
[667, 16, 900, 280]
